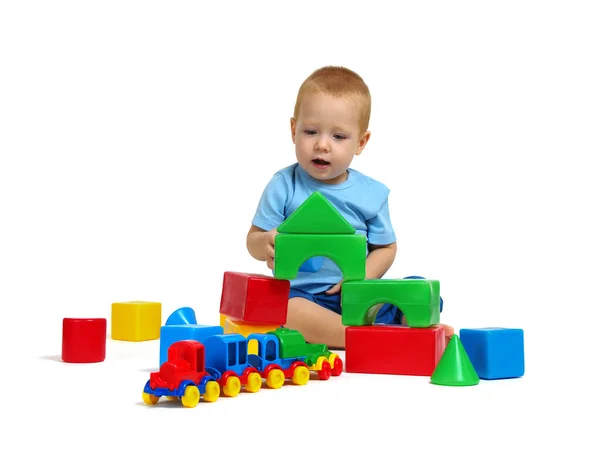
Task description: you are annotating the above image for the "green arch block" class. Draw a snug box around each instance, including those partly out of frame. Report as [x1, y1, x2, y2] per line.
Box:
[274, 234, 366, 281]
[341, 279, 441, 327]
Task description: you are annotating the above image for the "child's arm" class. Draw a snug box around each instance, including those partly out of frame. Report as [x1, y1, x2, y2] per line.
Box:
[246, 225, 278, 268]
[365, 242, 397, 279]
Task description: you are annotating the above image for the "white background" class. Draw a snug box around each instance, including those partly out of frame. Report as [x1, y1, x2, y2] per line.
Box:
[1, 1, 599, 469]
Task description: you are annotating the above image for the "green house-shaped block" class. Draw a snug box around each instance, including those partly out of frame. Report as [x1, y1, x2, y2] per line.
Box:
[341, 279, 441, 327]
[274, 234, 366, 281]
[277, 191, 356, 234]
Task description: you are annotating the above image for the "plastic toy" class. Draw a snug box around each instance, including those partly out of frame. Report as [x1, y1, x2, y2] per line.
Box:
[203, 328, 341, 394]
[459, 328, 525, 379]
[430, 334, 479, 386]
[274, 233, 366, 280]
[111, 301, 161, 341]
[277, 191, 355, 234]
[345, 324, 445, 376]
[260, 327, 343, 378]
[62, 318, 107, 363]
[220, 271, 290, 325]
[166, 306, 196, 325]
[341, 278, 441, 327]
[222, 315, 281, 338]
[298, 256, 325, 272]
[143, 340, 221, 407]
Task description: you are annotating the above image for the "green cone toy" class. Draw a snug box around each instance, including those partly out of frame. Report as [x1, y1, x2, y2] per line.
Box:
[431, 334, 480, 386]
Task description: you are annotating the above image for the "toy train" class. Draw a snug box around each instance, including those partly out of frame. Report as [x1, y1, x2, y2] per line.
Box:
[142, 327, 343, 408]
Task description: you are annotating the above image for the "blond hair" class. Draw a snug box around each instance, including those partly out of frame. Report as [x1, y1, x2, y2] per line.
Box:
[293, 66, 371, 134]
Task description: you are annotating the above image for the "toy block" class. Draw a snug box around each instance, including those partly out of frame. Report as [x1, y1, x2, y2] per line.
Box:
[219, 313, 227, 329]
[166, 306, 197, 325]
[299, 256, 325, 272]
[111, 301, 161, 341]
[345, 325, 446, 376]
[277, 191, 356, 234]
[223, 316, 281, 337]
[274, 234, 366, 280]
[223, 316, 281, 354]
[341, 279, 441, 327]
[459, 328, 525, 379]
[62, 318, 107, 363]
[220, 271, 290, 324]
[159, 324, 224, 366]
[431, 334, 479, 386]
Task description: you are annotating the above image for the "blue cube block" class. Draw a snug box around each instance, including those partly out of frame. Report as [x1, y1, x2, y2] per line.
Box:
[299, 256, 325, 273]
[459, 328, 525, 379]
[159, 324, 224, 366]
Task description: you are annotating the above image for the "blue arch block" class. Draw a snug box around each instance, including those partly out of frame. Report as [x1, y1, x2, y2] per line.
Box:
[159, 324, 223, 366]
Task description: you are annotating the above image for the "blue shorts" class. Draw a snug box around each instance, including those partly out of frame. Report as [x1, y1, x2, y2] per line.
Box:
[288, 276, 443, 325]
[288, 288, 404, 324]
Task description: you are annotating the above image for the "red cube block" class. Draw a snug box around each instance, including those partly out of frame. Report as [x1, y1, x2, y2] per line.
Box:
[62, 318, 107, 363]
[219, 272, 290, 325]
[345, 324, 445, 376]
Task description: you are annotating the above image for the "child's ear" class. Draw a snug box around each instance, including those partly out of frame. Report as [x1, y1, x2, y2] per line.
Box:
[290, 118, 297, 144]
[355, 130, 371, 155]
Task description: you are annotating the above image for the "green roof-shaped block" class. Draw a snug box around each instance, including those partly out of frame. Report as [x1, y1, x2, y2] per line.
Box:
[431, 335, 480, 386]
[277, 192, 356, 234]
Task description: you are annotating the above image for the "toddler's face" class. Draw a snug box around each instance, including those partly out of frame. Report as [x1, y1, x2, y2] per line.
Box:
[291, 92, 370, 185]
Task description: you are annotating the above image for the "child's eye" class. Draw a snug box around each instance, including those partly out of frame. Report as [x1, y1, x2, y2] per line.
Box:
[304, 130, 317, 135]
[334, 134, 346, 140]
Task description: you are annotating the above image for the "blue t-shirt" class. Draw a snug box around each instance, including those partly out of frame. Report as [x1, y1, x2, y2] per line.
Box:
[251, 163, 396, 294]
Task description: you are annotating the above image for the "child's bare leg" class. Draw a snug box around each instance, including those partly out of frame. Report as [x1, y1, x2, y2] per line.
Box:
[285, 297, 346, 349]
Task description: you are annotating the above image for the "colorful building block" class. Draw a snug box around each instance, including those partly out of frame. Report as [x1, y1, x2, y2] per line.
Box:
[111, 301, 161, 341]
[341, 279, 441, 327]
[277, 191, 356, 234]
[159, 324, 224, 366]
[431, 334, 479, 386]
[299, 256, 325, 272]
[274, 234, 366, 280]
[166, 306, 197, 325]
[345, 325, 446, 376]
[62, 318, 107, 363]
[459, 328, 525, 379]
[223, 316, 281, 337]
[220, 271, 290, 325]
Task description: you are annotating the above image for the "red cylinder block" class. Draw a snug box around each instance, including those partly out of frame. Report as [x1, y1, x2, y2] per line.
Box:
[62, 318, 107, 363]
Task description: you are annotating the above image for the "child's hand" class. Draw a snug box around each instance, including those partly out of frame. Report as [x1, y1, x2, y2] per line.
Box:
[325, 281, 342, 295]
[265, 228, 278, 270]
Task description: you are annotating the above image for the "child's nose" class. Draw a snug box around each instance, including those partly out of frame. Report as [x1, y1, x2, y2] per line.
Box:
[315, 136, 330, 152]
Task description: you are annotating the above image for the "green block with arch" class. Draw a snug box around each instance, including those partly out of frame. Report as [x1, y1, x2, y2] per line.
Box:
[274, 234, 366, 281]
[341, 279, 441, 327]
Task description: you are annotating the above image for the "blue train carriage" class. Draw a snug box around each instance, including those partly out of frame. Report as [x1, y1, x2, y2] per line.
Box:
[202, 333, 265, 396]
[142, 340, 221, 408]
[248, 327, 343, 384]
[203, 332, 312, 391]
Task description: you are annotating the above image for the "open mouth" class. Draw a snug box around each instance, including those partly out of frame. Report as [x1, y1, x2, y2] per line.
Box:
[312, 158, 330, 168]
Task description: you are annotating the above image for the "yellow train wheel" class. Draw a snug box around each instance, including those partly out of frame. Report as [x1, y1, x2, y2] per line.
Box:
[203, 381, 220, 403]
[142, 392, 159, 405]
[266, 369, 285, 389]
[223, 376, 241, 397]
[181, 385, 200, 408]
[245, 372, 262, 393]
[166, 396, 178, 401]
[291, 365, 310, 385]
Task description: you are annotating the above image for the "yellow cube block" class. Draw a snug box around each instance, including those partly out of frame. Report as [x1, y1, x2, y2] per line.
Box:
[111, 301, 161, 341]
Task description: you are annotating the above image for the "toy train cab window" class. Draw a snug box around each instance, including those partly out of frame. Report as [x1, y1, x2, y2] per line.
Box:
[251, 338, 277, 361]
[170, 339, 205, 374]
